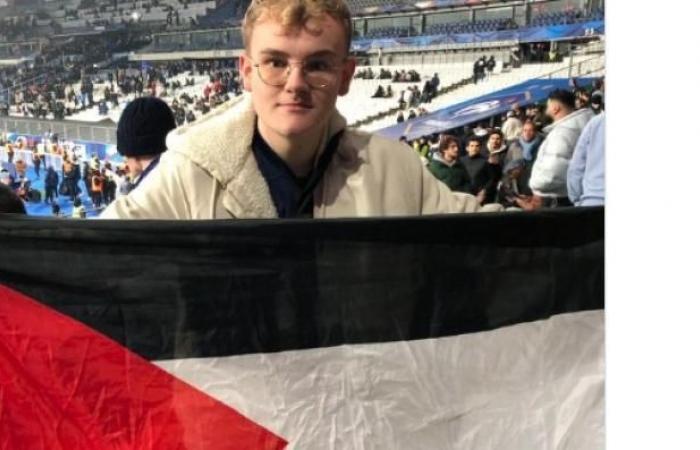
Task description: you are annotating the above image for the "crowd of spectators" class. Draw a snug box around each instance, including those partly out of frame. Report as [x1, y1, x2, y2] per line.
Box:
[417, 78, 605, 210]
[1, 56, 243, 127]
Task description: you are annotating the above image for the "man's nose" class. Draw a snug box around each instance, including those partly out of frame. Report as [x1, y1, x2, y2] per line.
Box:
[283, 64, 309, 92]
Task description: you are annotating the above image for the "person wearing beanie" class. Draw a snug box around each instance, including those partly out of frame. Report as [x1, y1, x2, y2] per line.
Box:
[115, 97, 176, 190]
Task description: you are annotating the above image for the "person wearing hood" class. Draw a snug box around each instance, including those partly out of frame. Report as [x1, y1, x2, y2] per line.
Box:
[520, 89, 594, 209]
[590, 93, 604, 115]
[427, 135, 473, 195]
[496, 158, 532, 209]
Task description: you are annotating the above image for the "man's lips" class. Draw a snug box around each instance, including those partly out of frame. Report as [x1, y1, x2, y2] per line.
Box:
[278, 102, 313, 109]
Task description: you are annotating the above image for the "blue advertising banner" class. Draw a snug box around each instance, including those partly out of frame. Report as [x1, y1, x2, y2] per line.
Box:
[376, 77, 595, 141]
[351, 21, 604, 52]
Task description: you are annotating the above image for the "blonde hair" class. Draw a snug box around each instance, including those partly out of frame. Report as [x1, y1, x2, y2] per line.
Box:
[243, 0, 353, 53]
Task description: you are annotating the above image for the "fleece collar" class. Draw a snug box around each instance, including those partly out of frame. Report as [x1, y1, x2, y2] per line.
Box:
[165, 94, 347, 218]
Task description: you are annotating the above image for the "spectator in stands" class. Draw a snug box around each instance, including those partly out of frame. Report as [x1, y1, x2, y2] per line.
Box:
[427, 135, 471, 193]
[408, 109, 417, 120]
[460, 136, 491, 198]
[396, 111, 405, 123]
[520, 89, 594, 209]
[590, 93, 604, 115]
[0, 182, 26, 214]
[371, 85, 385, 98]
[567, 112, 605, 206]
[412, 137, 430, 159]
[15, 158, 27, 179]
[115, 97, 177, 191]
[102, 0, 500, 219]
[32, 150, 41, 179]
[485, 130, 508, 166]
[421, 80, 433, 103]
[64, 159, 81, 202]
[91, 169, 105, 208]
[501, 110, 523, 142]
[575, 89, 590, 110]
[6, 141, 14, 164]
[505, 120, 543, 166]
[496, 158, 532, 209]
[103, 169, 117, 205]
[486, 56, 496, 75]
[431, 73, 440, 93]
[44, 166, 59, 204]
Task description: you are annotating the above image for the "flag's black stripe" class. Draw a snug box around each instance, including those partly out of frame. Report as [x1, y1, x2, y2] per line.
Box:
[0, 207, 603, 361]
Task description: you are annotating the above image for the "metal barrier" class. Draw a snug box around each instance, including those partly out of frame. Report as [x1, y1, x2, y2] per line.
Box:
[0, 116, 116, 145]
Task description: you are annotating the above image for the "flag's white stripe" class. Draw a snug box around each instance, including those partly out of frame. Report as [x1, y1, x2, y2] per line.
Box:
[155, 310, 604, 450]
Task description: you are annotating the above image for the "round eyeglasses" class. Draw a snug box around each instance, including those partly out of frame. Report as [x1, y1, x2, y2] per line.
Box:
[251, 56, 345, 89]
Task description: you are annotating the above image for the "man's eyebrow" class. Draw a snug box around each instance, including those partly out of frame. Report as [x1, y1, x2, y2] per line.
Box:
[258, 49, 288, 57]
[258, 49, 339, 58]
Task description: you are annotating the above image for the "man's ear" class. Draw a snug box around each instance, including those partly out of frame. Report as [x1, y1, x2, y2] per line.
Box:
[239, 54, 253, 92]
[337, 57, 356, 97]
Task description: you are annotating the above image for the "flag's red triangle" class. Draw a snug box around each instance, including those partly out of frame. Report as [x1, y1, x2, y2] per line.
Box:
[0, 284, 287, 450]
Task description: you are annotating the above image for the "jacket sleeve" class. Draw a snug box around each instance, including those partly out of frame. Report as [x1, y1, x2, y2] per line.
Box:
[567, 122, 592, 205]
[100, 152, 194, 219]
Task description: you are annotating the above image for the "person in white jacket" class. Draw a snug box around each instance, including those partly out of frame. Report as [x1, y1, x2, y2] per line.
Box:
[519, 89, 593, 209]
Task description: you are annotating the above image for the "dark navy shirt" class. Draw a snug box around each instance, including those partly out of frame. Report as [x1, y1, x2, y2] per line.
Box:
[251, 127, 312, 218]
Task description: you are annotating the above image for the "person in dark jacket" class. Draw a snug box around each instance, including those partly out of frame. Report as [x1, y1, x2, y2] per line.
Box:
[32, 150, 41, 179]
[460, 136, 502, 203]
[427, 135, 471, 193]
[496, 158, 533, 208]
[44, 166, 59, 204]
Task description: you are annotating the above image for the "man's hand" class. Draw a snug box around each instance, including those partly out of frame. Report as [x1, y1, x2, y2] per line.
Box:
[514, 195, 542, 211]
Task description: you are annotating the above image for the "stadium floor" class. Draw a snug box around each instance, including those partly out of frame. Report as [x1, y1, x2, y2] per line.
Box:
[20, 166, 102, 218]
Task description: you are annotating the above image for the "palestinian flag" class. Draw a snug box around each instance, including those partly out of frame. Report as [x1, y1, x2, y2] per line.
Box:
[0, 208, 604, 449]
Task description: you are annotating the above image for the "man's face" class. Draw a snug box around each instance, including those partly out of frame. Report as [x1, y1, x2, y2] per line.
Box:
[467, 140, 481, 157]
[488, 133, 502, 149]
[240, 14, 355, 140]
[443, 142, 459, 161]
[545, 99, 560, 120]
[521, 123, 536, 142]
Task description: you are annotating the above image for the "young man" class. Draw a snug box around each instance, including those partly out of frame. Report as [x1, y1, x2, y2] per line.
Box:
[427, 135, 472, 194]
[102, 0, 500, 219]
[520, 89, 593, 209]
[459, 137, 493, 201]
